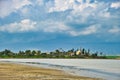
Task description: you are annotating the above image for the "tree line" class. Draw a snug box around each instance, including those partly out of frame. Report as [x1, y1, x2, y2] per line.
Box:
[0, 48, 106, 58]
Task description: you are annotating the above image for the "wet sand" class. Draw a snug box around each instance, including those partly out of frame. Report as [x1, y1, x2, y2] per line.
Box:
[0, 62, 101, 80]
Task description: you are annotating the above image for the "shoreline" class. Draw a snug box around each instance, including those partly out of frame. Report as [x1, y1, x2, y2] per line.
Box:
[0, 57, 119, 60]
[0, 62, 101, 80]
[0, 57, 120, 60]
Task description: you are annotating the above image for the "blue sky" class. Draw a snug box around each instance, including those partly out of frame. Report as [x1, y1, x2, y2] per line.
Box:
[0, 0, 120, 55]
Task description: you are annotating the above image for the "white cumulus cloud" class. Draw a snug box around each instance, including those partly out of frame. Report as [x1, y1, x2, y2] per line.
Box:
[0, 0, 32, 18]
[36, 0, 44, 6]
[48, 0, 98, 13]
[108, 26, 120, 34]
[69, 24, 100, 36]
[0, 19, 108, 37]
[37, 21, 100, 36]
[38, 20, 71, 33]
[0, 19, 37, 33]
[48, 0, 74, 12]
[111, 2, 120, 9]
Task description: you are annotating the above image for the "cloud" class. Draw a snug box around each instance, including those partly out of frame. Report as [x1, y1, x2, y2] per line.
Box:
[0, 20, 71, 34]
[36, 0, 44, 6]
[0, 0, 31, 18]
[38, 20, 101, 36]
[0, 19, 37, 33]
[48, 0, 74, 12]
[0, 19, 101, 37]
[108, 26, 120, 34]
[13, 0, 32, 9]
[46, 0, 111, 24]
[48, 0, 96, 12]
[111, 2, 120, 9]
[79, 25, 100, 35]
[68, 24, 100, 36]
[39, 21, 71, 33]
[0, 0, 118, 22]
[37, 20, 101, 36]
[0, 0, 119, 38]
[48, 0, 105, 14]
[71, 1, 110, 18]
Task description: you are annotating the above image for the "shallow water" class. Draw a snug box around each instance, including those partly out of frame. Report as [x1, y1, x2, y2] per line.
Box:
[0, 59, 120, 80]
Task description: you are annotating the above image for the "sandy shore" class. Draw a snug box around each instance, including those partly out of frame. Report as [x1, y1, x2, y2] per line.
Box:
[0, 62, 101, 80]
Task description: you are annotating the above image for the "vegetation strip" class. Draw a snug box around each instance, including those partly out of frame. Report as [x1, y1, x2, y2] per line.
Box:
[1, 48, 116, 59]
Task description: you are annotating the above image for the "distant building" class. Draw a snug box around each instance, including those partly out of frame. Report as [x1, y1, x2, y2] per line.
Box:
[70, 52, 75, 56]
[76, 49, 81, 55]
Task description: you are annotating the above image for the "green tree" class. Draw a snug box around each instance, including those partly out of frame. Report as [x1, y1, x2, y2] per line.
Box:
[32, 50, 36, 56]
[25, 50, 32, 57]
[37, 50, 41, 55]
[82, 48, 85, 55]
[18, 51, 25, 56]
[55, 49, 61, 57]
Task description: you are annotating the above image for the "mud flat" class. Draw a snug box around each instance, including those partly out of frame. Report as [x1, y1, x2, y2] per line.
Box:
[0, 62, 101, 80]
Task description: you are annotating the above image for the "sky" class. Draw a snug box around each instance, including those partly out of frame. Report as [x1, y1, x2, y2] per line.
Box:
[0, 0, 120, 55]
